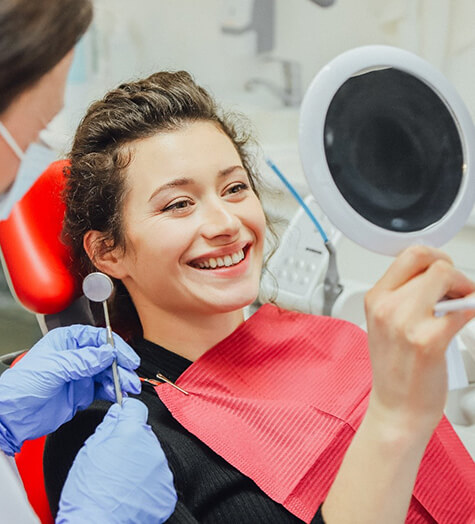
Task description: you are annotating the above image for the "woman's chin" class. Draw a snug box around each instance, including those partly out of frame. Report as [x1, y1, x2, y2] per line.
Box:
[204, 289, 259, 315]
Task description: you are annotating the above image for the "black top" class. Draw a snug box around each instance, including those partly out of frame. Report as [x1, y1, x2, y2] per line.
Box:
[43, 339, 325, 523]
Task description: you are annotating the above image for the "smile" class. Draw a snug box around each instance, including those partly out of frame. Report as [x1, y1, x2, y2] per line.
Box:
[190, 247, 247, 270]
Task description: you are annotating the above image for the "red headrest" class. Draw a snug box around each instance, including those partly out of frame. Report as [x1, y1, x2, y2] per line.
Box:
[0, 160, 80, 314]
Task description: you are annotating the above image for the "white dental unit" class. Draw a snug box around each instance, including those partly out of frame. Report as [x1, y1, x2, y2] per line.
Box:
[259, 46, 475, 458]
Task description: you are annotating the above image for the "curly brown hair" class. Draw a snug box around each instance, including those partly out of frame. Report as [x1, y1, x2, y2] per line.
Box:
[63, 70, 271, 340]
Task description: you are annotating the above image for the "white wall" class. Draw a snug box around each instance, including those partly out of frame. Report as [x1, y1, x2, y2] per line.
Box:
[77, 0, 475, 118]
[275, 0, 475, 119]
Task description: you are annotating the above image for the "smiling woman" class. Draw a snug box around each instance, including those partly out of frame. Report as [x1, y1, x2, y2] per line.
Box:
[63, 71, 269, 348]
[44, 71, 475, 523]
[82, 120, 267, 359]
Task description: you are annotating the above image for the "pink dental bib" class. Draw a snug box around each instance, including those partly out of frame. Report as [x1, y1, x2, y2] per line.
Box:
[157, 304, 475, 523]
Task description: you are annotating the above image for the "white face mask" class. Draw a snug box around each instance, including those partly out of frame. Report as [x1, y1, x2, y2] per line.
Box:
[0, 121, 58, 221]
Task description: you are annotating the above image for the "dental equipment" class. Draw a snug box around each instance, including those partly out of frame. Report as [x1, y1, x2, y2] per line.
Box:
[245, 58, 302, 107]
[299, 46, 475, 257]
[265, 158, 327, 242]
[82, 272, 123, 405]
[139, 375, 189, 395]
[156, 373, 189, 395]
[434, 297, 475, 315]
[265, 158, 343, 315]
[139, 377, 162, 387]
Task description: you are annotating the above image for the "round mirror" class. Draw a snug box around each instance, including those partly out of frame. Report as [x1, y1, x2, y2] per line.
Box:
[299, 46, 475, 255]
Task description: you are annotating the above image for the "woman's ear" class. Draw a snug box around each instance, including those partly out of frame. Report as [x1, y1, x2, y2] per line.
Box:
[83, 230, 129, 279]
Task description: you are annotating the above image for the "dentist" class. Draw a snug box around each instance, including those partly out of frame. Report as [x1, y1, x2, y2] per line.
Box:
[0, 1, 176, 522]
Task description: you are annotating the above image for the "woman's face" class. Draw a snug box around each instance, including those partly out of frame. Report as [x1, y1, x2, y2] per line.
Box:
[111, 120, 266, 320]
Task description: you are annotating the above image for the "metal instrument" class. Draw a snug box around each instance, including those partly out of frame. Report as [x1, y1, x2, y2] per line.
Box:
[83, 272, 123, 405]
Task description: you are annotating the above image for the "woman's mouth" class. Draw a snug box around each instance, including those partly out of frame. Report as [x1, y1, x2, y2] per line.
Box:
[189, 246, 249, 270]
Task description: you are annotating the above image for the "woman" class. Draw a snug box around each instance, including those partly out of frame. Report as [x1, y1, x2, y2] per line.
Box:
[45, 71, 475, 523]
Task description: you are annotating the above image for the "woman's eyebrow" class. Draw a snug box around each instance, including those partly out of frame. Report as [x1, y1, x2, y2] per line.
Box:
[218, 165, 245, 177]
[148, 177, 193, 202]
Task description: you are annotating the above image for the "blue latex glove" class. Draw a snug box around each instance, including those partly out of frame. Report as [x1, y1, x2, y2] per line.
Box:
[0, 325, 141, 455]
[57, 398, 177, 524]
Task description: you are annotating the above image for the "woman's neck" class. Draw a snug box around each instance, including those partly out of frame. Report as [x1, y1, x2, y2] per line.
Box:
[140, 307, 246, 361]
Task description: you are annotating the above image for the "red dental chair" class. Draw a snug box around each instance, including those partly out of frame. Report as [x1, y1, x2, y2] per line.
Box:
[0, 159, 94, 524]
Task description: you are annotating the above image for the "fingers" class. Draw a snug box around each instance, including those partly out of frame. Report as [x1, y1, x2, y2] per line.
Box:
[368, 245, 475, 314]
[45, 326, 140, 372]
[426, 261, 475, 304]
[432, 309, 475, 345]
[111, 334, 140, 369]
[41, 325, 140, 375]
[118, 398, 149, 423]
[87, 402, 122, 443]
[54, 347, 115, 381]
[96, 368, 141, 401]
[90, 400, 149, 449]
[47, 324, 108, 350]
[366, 247, 475, 356]
[104, 402, 122, 420]
[375, 245, 453, 292]
[402, 259, 475, 312]
[117, 368, 141, 394]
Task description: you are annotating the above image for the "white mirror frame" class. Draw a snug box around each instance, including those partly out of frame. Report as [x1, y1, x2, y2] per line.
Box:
[299, 45, 475, 256]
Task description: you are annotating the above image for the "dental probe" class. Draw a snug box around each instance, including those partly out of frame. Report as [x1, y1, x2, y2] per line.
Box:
[82, 272, 123, 405]
[434, 296, 475, 314]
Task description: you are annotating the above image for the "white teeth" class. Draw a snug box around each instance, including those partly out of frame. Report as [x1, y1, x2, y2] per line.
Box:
[194, 248, 246, 269]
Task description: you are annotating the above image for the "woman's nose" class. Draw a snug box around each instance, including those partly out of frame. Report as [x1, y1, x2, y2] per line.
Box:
[199, 201, 240, 240]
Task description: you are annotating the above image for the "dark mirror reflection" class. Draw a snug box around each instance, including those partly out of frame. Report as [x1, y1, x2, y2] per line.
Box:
[324, 67, 464, 232]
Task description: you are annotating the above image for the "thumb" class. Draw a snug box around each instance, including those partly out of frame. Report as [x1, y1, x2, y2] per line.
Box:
[117, 398, 149, 424]
[111, 335, 141, 370]
[85, 402, 122, 446]
[103, 402, 122, 422]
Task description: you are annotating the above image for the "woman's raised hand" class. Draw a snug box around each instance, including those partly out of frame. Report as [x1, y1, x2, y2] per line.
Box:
[322, 246, 475, 524]
[364, 245, 475, 439]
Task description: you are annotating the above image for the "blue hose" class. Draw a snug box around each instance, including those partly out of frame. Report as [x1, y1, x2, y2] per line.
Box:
[265, 157, 329, 243]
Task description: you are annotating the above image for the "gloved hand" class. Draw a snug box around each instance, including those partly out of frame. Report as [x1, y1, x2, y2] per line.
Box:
[57, 398, 177, 524]
[0, 324, 141, 455]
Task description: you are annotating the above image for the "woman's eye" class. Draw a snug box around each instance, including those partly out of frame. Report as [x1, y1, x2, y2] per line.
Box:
[162, 199, 193, 212]
[226, 183, 249, 195]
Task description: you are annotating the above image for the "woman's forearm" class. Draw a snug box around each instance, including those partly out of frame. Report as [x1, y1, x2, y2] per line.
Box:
[321, 407, 432, 524]
[322, 246, 475, 523]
